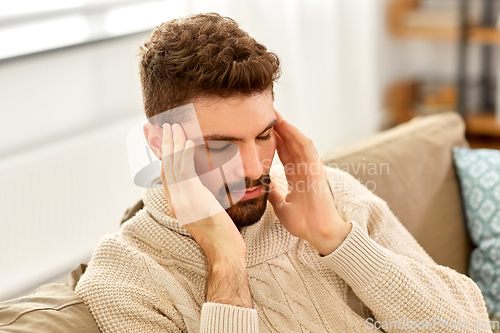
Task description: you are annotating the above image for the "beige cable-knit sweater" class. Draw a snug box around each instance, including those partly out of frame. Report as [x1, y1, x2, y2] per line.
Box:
[76, 166, 491, 332]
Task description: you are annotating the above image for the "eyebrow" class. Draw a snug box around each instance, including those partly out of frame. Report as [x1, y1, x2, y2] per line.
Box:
[203, 118, 278, 142]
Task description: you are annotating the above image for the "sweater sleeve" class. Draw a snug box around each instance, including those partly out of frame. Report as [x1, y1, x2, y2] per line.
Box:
[200, 303, 259, 332]
[316, 169, 492, 333]
[75, 238, 186, 333]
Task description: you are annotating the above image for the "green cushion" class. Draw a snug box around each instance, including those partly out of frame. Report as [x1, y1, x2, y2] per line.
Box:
[0, 266, 99, 333]
[453, 147, 500, 317]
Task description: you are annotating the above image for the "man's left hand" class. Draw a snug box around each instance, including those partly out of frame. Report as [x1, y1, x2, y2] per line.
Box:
[268, 111, 352, 256]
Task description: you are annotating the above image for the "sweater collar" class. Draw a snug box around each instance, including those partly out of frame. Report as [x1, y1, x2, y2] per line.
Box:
[140, 167, 298, 267]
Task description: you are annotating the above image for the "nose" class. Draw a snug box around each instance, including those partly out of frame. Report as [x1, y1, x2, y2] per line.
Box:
[238, 143, 263, 181]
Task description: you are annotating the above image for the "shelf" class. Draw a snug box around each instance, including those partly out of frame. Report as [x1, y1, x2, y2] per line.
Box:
[466, 134, 500, 150]
[465, 114, 500, 137]
[385, 79, 500, 139]
[391, 26, 500, 44]
[469, 28, 500, 44]
[385, 1, 500, 150]
[388, 0, 500, 44]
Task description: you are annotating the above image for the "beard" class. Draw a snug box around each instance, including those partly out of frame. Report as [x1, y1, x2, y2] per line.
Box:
[215, 173, 271, 231]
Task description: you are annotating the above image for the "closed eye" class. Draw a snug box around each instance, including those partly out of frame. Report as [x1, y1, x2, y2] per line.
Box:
[208, 144, 231, 154]
[206, 130, 272, 153]
[257, 132, 272, 141]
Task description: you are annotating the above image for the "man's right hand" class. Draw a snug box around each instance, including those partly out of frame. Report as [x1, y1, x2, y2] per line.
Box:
[161, 123, 252, 308]
[161, 122, 246, 262]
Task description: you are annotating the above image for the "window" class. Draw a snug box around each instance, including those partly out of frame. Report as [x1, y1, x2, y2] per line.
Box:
[0, 0, 185, 61]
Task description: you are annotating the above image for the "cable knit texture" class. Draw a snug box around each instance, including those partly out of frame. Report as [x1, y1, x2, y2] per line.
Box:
[75, 166, 491, 332]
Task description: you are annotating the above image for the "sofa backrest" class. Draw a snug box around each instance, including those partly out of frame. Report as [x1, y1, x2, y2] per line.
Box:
[321, 111, 473, 275]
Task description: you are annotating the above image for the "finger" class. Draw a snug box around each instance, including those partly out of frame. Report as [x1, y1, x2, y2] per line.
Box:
[161, 123, 177, 187]
[172, 123, 187, 181]
[275, 130, 301, 179]
[161, 123, 174, 160]
[160, 163, 177, 218]
[274, 130, 293, 165]
[274, 119, 316, 160]
[267, 180, 286, 216]
[161, 124, 181, 212]
[275, 110, 286, 125]
[180, 139, 197, 180]
[273, 112, 298, 155]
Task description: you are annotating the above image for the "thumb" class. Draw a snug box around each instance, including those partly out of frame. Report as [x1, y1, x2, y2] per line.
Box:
[267, 180, 286, 213]
[161, 164, 177, 219]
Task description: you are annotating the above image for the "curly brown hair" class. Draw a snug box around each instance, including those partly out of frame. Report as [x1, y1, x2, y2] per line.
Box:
[137, 13, 281, 121]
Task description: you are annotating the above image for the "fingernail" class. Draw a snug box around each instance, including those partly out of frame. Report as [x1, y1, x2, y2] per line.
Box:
[173, 124, 178, 134]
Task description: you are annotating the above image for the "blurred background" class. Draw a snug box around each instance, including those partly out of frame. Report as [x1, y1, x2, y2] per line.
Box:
[0, 0, 499, 301]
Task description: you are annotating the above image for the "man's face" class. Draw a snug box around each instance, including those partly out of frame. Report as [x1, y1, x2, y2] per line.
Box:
[193, 92, 277, 230]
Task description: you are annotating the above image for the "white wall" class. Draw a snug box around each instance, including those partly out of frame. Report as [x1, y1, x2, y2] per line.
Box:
[0, 33, 149, 300]
[0, 32, 149, 158]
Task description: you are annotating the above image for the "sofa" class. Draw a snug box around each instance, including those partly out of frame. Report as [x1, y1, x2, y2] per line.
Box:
[0, 111, 477, 332]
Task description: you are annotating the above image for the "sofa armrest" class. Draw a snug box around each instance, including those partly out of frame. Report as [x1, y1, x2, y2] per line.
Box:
[0, 264, 99, 333]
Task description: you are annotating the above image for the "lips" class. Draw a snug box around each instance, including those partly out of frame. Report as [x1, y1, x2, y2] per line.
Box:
[233, 185, 262, 201]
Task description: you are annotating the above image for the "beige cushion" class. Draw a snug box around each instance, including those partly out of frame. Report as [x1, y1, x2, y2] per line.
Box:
[0, 264, 99, 333]
[321, 111, 472, 274]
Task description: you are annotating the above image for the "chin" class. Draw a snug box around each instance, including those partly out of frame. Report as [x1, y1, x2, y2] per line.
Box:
[226, 191, 269, 231]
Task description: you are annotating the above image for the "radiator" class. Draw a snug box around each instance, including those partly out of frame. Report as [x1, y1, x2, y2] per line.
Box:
[0, 116, 143, 301]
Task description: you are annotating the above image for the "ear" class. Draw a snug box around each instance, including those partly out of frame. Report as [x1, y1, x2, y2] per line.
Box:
[143, 122, 163, 160]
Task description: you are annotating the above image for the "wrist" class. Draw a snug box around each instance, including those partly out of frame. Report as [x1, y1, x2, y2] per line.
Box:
[208, 255, 246, 270]
[314, 220, 352, 256]
[206, 257, 252, 308]
[204, 242, 246, 266]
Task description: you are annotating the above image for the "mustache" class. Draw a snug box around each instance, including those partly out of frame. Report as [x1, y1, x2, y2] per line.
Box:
[216, 173, 271, 198]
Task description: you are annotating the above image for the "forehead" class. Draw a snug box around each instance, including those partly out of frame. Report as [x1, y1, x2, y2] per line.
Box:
[193, 93, 276, 138]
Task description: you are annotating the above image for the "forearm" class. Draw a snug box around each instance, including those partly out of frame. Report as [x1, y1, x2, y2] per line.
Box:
[205, 257, 253, 309]
[318, 220, 491, 332]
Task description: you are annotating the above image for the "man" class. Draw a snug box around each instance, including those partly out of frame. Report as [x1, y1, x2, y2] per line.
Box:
[76, 13, 491, 332]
